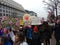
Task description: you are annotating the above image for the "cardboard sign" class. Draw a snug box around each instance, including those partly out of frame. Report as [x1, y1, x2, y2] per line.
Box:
[31, 17, 41, 25]
[20, 20, 24, 25]
[24, 20, 30, 26]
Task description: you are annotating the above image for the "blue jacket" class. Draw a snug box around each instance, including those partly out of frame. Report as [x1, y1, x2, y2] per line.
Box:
[5, 41, 12, 45]
[26, 27, 33, 39]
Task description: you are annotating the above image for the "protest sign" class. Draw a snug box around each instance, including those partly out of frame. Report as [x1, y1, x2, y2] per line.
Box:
[31, 17, 41, 25]
[23, 14, 30, 21]
[20, 20, 24, 25]
[24, 20, 31, 26]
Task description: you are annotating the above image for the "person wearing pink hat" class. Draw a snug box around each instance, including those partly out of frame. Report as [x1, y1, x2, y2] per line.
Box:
[3, 28, 8, 37]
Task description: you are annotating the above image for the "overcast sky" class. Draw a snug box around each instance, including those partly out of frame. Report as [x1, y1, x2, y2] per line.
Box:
[13, 0, 48, 19]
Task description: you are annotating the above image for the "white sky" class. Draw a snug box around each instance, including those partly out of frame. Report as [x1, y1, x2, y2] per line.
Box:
[13, 0, 48, 19]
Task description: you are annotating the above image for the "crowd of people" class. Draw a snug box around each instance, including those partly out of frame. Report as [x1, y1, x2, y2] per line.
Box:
[0, 19, 60, 45]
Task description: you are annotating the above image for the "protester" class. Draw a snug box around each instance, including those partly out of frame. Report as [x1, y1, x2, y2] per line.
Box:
[0, 25, 3, 36]
[32, 25, 41, 45]
[0, 17, 57, 45]
[3, 28, 12, 45]
[19, 26, 23, 32]
[0, 36, 4, 45]
[3, 28, 8, 37]
[54, 19, 60, 45]
[14, 32, 28, 45]
[40, 21, 52, 45]
[23, 25, 27, 36]
[25, 25, 33, 45]
[7, 27, 14, 45]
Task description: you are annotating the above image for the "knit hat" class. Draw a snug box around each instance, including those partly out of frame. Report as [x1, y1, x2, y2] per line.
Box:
[33, 26, 38, 32]
[28, 25, 32, 28]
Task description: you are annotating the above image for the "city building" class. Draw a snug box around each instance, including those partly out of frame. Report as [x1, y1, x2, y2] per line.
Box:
[25, 10, 37, 17]
[0, 0, 26, 18]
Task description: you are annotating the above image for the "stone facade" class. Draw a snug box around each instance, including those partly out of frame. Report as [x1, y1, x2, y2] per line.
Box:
[0, 0, 26, 18]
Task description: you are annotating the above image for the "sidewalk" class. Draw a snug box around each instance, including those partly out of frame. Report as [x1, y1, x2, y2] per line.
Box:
[50, 32, 56, 45]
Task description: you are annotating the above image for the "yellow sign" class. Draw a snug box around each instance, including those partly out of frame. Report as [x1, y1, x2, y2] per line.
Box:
[20, 20, 24, 25]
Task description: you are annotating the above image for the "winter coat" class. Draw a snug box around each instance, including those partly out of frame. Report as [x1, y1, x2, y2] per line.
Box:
[26, 27, 33, 39]
[5, 41, 12, 45]
[43, 28, 51, 39]
[32, 32, 41, 45]
[54, 24, 60, 40]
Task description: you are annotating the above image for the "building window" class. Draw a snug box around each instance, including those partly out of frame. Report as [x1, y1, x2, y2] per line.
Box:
[3, 14, 5, 16]
[6, 14, 8, 16]
[3, 10, 5, 12]
[8, 11, 10, 13]
[0, 9, 2, 12]
[0, 5, 2, 8]
[0, 13, 2, 16]
[3, 6, 5, 9]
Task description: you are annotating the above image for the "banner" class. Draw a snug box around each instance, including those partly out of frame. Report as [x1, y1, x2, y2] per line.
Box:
[20, 20, 24, 25]
[31, 17, 41, 25]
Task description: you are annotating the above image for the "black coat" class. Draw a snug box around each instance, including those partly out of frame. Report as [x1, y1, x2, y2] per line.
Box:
[54, 24, 60, 40]
[39, 25, 52, 40]
[32, 32, 41, 45]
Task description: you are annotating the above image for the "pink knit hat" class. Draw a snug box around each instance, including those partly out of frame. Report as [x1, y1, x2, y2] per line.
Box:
[28, 25, 32, 28]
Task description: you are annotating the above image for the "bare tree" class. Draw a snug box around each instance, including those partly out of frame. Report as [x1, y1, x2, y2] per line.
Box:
[43, 0, 60, 16]
[43, 0, 60, 23]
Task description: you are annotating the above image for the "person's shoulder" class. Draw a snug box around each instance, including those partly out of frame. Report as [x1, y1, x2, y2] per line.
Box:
[22, 42, 28, 45]
[20, 42, 28, 45]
